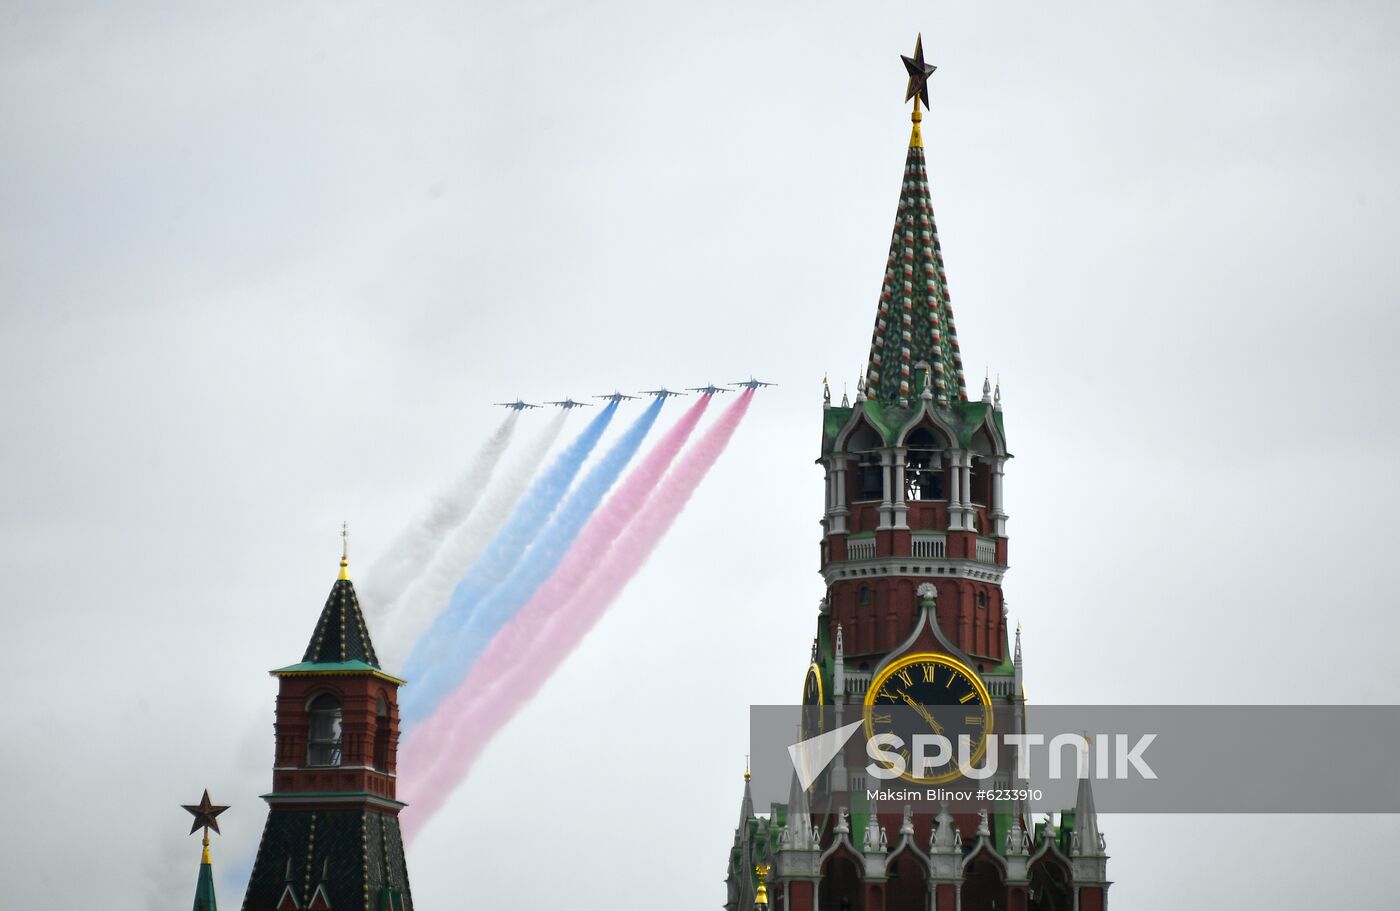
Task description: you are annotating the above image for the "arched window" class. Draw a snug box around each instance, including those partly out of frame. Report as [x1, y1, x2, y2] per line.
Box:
[904, 427, 945, 501]
[847, 425, 884, 502]
[307, 694, 343, 767]
[969, 459, 989, 506]
[857, 451, 883, 501]
[858, 585, 872, 607]
[373, 695, 391, 772]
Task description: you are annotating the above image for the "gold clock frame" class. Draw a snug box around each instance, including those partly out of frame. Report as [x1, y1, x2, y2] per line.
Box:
[801, 662, 825, 735]
[862, 651, 994, 785]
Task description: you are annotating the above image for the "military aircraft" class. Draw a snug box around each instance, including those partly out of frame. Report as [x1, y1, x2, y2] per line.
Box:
[545, 398, 593, 409]
[639, 388, 688, 398]
[731, 377, 777, 390]
[686, 384, 733, 395]
[593, 391, 640, 404]
[495, 399, 542, 410]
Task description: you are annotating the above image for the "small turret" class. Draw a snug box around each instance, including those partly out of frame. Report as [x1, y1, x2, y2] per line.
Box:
[737, 762, 755, 838]
[1068, 741, 1111, 911]
[181, 790, 227, 911]
[782, 769, 815, 850]
[833, 624, 845, 701]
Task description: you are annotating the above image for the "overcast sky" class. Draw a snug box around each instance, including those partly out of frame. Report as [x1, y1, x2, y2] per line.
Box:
[3, 2, 1398, 908]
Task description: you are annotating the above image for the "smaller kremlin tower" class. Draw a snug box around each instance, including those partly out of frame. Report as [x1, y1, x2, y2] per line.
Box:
[241, 532, 414, 911]
[183, 789, 228, 911]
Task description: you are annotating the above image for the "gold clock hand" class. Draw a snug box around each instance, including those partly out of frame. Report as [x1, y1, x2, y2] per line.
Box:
[900, 692, 944, 735]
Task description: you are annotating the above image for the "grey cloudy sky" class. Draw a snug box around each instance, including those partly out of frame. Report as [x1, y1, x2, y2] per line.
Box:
[2, 1, 1398, 908]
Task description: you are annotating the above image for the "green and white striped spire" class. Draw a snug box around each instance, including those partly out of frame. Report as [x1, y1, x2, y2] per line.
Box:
[863, 46, 967, 407]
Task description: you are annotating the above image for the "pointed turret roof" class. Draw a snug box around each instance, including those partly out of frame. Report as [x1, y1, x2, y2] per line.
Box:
[301, 545, 380, 668]
[301, 574, 379, 667]
[1071, 750, 1105, 856]
[863, 78, 968, 407]
[737, 765, 755, 834]
[782, 767, 813, 849]
[271, 542, 405, 682]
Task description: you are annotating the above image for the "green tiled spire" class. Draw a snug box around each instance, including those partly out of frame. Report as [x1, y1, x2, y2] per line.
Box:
[863, 108, 968, 407]
[191, 840, 218, 911]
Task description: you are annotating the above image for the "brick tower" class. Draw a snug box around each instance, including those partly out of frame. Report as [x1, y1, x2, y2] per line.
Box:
[242, 538, 414, 911]
[725, 39, 1110, 911]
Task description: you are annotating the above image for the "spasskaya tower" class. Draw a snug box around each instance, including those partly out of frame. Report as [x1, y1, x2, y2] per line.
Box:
[724, 37, 1110, 911]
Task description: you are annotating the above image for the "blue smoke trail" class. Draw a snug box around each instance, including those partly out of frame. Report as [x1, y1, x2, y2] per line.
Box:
[400, 402, 618, 692]
[401, 395, 666, 725]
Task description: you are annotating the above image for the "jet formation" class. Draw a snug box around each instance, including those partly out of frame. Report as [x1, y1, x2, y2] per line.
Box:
[499, 380, 773, 410]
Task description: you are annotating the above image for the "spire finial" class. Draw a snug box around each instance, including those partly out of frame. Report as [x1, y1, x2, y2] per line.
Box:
[744, 754, 751, 780]
[339, 521, 350, 580]
[901, 34, 936, 149]
[823, 373, 831, 407]
[753, 863, 772, 908]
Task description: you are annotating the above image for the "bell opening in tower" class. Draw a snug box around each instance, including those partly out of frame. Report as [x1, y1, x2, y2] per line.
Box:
[307, 692, 343, 767]
[904, 426, 946, 502]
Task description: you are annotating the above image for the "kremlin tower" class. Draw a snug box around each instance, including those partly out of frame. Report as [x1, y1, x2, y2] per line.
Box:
[241, 536, 415, 911]
[724, 38, 1110, 911]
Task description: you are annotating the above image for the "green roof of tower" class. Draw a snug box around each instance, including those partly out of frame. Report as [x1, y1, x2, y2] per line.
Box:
[191, 844, 218, 911]
[863, 102, 968, 407]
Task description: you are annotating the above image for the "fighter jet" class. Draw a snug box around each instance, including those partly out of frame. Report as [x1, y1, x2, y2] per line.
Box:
[731, 377, 777, 390]
[639, 388, 688, 398]
[545, 398, 594, 409]
[495, 399, 542, 411]
[593, 391, 640, 404]
[686, 384, 733, 395]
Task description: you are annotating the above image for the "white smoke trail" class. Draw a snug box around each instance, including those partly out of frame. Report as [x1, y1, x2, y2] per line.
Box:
[374, 409, 568, 672]
[359, 412, 520, 622]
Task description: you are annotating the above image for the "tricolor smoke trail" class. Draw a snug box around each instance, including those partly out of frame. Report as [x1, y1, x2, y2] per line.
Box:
[402, 393, 712, 772]
[398, 403, 616, 687]
[401, 396, 665, 725]
[400, 389, 754, 838]
[373, 409, 568, 671]
[359, 411, 519, 625]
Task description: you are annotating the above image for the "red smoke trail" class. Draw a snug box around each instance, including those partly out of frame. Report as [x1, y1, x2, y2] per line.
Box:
[400, 389, 754, 840]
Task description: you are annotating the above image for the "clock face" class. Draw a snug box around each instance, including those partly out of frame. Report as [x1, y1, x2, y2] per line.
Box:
[800, 663, 825, 741]
[863, 652, 993, 785]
